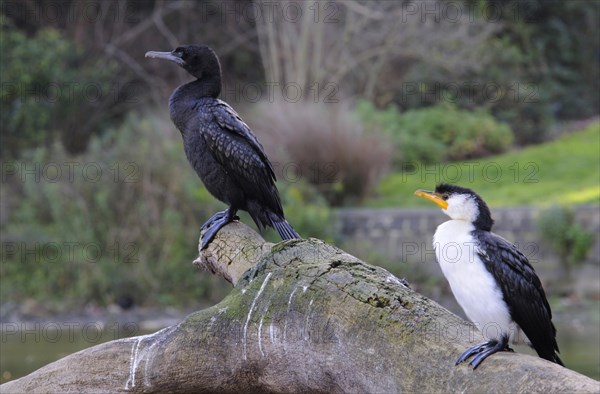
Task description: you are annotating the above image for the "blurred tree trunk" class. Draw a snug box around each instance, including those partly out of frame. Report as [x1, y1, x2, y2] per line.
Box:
[255, 0, 499, 102]
[2, 223, 597, 393]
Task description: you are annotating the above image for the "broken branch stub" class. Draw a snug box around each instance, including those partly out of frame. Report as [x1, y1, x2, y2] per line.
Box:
[194, 221, 274, 285]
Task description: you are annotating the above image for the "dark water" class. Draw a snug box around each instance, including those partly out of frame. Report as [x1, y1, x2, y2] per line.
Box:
[0, 321, 145, 383]
[551, 303, 600, 380]
[1, 307, 599, 384]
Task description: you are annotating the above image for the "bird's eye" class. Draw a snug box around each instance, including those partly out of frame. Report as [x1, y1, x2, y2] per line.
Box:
[441, 194, 449, 200]
[174, 47, 185, 57]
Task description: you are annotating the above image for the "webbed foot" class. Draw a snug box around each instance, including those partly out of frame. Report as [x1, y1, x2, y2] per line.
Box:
[200, 208, 238, 250]
[456, 335, 512, 369]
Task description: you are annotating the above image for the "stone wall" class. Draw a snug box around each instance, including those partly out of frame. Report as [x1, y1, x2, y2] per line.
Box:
[336, 206, 600, 281]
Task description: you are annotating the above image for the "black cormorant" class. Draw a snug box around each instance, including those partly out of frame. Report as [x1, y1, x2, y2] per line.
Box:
[146, 44, 300, 249]
[415, 184, 563, 369]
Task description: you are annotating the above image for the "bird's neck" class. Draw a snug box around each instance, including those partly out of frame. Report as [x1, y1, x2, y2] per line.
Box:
[169, 77, 221, 131]
[437, 219, 475, 237]
[176, 76, 221, 100]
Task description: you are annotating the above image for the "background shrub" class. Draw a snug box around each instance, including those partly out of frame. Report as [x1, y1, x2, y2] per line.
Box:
[1, 112, 210, 307]
[0, 17, 133, 158]
[388, 1, 599, 145]
[537, 205, 594, 279]
[250, 100, 392, 207]
[276, 181, 334, 243]
[495, 0, 600, 121]
[357, 101, 514, 168]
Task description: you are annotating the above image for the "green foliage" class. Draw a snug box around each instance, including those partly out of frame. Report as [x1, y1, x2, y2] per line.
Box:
[537, 205, 593, 276]
[357, 101, 513, 168]
[1, 112, 208, 307]
[0, 111, 334, 308]
[497, 0, 600, 120]
[476, 0, 598, 142]
[0, 17, 120, 158]
[369, 122, 600, 208]
[278, 180, 334, 243]
[393, 1, 599, 144]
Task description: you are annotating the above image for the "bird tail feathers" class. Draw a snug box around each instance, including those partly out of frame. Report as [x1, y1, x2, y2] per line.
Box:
[247, 202, 301, 240]
[552, 353, 564, 367]
[271, 216, 300, 240]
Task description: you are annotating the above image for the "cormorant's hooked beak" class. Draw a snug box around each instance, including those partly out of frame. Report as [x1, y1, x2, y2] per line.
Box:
[145, 50, 185, 66]
[414, 189, 448, 209]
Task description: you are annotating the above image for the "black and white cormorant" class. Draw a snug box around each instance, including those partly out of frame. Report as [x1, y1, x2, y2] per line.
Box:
[415, 183, 564, 369]
[146, 44, 300, 249]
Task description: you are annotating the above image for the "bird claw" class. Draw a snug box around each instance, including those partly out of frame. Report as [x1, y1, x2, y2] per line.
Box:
[200, 210, 228, 231]
[455, 341, 491, 366]
[200, 221, 223, 250]
[199, 209, 238, 250]
[455, 336, 510, 369]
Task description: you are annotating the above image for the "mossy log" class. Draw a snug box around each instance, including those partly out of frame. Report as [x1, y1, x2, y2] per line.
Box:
[2, 222, 598, 393]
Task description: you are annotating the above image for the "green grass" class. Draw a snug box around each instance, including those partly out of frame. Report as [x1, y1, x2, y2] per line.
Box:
[368, 122, 600, 208]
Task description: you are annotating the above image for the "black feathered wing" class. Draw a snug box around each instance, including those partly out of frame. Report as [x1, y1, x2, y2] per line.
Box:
[210, 101, 277, 182]
[473, 230, 563, 365]
[209, 100, 282, 214]
[199, 99, 298, 239]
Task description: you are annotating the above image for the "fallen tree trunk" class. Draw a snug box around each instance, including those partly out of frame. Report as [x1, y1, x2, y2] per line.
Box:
[2, 222, 598, 393]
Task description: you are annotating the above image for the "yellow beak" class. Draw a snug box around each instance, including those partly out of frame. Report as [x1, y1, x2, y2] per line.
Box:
[414, 189, 448, 209]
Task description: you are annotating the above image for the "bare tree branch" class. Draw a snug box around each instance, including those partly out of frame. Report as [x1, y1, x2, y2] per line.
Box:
[254, 0, 499, 101]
